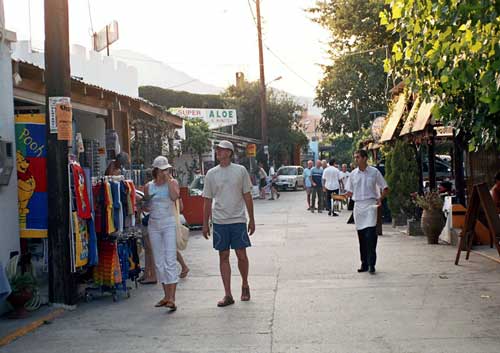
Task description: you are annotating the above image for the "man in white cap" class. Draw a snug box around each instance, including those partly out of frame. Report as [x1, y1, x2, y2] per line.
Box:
[202, 140, 256, 307]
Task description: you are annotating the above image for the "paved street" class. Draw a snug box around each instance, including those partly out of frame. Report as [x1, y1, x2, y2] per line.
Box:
[3, 191, 500, 353]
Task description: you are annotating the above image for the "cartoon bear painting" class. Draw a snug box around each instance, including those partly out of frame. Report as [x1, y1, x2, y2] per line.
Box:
[17, 150, 36, 218]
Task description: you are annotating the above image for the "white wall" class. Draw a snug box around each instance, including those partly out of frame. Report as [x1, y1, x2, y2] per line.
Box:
[12, 41, 139, 97]
[73, 111, 107, 174]
[0, 22, 19, 312]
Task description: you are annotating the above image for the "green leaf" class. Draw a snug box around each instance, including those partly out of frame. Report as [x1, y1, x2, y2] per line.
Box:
[458, 24, 467, 31]
[465, 29, 473, 42]
[392, 1, 403, 19]
[379, 12, 388, 26]
[471, 41, 482, 53]
[441, 75, 449, 83]
[384, 58, 391, 72]
[479, 96, 492, 104]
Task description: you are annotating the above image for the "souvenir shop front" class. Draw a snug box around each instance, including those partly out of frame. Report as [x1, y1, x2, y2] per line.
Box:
[10, 60, 183, 306]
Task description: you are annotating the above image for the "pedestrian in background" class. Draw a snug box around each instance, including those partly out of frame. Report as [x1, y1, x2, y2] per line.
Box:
[322, 159, 340, 216]
[303, 160, 313, 210]
[144, 156, 180, 311]
[258, 162, 268, 200]
[310, 160, 324, 213]
[268, 161, 280, 200]
[345, 150, 389, 275]
[202, 140, 256, 307]
[105, 152, 130, 176]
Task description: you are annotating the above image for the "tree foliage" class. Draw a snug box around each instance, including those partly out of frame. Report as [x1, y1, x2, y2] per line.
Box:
[385, 140, 419, 217]
[222, 81, 307, 166]
[381, 0, 500, 148]
[321, 135, 354, 165]
[309, 0, 396, 135]
[139, 86, 224, 109]
[181, 118, 212, 168]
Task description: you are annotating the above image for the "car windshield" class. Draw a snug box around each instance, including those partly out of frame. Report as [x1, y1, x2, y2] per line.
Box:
[189, 175, 204, 191]
[278, 167, 297, 176]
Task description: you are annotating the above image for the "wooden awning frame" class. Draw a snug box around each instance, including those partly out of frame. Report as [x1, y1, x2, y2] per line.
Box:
[380, 94, 407, 142]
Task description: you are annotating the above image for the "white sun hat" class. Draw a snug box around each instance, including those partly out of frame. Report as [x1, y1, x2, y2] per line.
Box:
[216, 140, 234, 152]
[152, 156, 172, 170]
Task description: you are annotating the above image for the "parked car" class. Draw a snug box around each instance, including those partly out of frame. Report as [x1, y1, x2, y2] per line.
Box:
[275, 166, 305, 191]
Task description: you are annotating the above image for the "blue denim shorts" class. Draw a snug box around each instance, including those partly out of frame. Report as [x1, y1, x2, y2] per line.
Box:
[213, 223, 251, 251]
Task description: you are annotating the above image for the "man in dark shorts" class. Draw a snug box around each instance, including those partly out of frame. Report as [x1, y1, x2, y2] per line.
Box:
[202, 140, 256, 307]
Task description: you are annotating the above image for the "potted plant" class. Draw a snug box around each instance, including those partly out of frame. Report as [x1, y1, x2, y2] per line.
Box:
[7, 272, 37, 319]
[414, 191, 445, 244]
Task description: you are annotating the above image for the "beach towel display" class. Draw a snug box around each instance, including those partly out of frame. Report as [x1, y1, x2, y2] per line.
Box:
[15, 114, 48, 238]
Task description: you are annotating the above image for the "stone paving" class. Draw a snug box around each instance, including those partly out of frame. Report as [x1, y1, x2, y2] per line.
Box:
[2, 191, 500, 353]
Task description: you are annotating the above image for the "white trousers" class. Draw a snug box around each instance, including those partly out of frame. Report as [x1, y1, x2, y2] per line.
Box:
[148, 222, 178, 285]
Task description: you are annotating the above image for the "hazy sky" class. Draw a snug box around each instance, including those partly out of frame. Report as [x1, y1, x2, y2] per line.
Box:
[4, 0, 330, 98]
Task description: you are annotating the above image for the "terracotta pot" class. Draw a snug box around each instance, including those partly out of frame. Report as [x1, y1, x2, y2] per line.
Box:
[421, 209, 445, 244]
[7, 289, 33, 319]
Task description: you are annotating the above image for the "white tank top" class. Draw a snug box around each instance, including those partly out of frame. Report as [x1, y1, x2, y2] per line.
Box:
[148, 181, 175, 225]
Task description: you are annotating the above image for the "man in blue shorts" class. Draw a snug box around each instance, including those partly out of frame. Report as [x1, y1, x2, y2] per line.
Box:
[202, 140, 256, 307]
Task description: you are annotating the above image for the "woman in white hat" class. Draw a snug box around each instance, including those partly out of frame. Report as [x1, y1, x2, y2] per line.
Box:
[144, 155, 180, 311]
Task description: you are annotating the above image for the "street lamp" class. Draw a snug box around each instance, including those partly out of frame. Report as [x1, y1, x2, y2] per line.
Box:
[266, 76, 282, 87]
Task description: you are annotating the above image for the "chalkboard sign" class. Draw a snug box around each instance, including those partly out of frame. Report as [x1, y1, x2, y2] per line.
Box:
[455, 183, 500, 265]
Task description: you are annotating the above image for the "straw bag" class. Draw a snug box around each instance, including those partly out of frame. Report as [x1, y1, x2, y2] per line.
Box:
[175, 199, 189, 250]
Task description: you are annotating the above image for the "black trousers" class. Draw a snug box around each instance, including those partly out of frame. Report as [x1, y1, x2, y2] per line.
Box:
[325, 189, 339, 212]
[357, 226, 378, 268]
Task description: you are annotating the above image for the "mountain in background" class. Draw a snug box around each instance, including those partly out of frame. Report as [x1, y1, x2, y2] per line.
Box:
[113, 49, 322, 115]
[111, 49, 222, 95]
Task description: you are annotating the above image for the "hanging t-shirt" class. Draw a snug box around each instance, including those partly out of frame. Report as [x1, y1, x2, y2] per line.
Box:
[71, 163, 91, 219]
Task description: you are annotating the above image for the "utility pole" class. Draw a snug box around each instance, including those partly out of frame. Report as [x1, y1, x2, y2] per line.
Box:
[44, 0, 77, 306]
[255, 0, 268, 151]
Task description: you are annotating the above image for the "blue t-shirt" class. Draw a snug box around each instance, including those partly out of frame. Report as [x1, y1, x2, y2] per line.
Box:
[303, 168, 312, 188]
[311, 167, 323, 187]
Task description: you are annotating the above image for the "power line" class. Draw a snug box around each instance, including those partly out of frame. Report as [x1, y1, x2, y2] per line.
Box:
[247, 0, 316, 88]
[166, 78, 199, 90]
[264, 45, 316, 88]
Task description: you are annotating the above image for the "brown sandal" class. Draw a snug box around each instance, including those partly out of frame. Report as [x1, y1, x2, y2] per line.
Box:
[179, 268, 189, 279]
[165, 301, 177, 312]
[217, 296, 235, 307]
[155, 298, 169, 307]
[241, 287, 251, 301]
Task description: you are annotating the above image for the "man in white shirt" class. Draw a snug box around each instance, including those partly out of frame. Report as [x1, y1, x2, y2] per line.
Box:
[339, 164, 350, 193]
[346, 150, 389, 275]
[202, 140, 256, 307]
[322, 159, 341, 216]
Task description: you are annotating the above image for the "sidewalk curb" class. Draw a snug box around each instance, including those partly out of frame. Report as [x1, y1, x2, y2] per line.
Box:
[471, 250, 500, 265]
[0, 308, 65, 347]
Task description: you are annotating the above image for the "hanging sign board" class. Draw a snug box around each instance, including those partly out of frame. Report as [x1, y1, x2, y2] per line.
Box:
[93, 21, 119, 52]
[169, 108, 237, 129]
[48, 97, 71, 133]
[246, 144, 257, 157]
[56, 102, 73, 141]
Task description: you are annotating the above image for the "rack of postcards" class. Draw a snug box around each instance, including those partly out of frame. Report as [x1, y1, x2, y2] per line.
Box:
[68, 160, 142, 302]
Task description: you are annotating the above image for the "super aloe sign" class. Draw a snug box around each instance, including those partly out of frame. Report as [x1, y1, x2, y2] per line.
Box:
[169, 108, 237, 129]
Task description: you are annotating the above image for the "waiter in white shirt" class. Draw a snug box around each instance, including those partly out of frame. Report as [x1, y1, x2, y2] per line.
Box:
[346, 150, 389, 274]
[322, 159, 341, 216]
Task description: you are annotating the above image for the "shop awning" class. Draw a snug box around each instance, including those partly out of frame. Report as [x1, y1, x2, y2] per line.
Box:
[400, 99, 435, 136]
[380, 94, 406, 142]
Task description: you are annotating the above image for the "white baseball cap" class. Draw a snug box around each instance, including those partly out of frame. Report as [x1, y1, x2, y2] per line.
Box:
[152, 156, 172, 170]
[216, 140, 234, 152]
